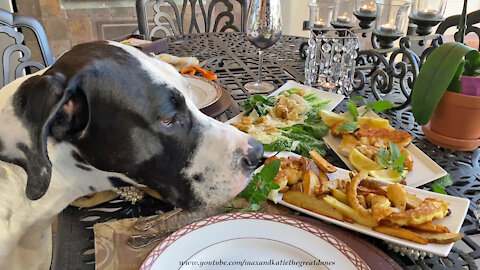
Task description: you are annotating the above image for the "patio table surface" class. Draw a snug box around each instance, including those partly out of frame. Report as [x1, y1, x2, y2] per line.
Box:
[52, 32, 480, 270]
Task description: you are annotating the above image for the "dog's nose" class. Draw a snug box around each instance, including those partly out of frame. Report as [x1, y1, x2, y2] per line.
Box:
[241, 138, 264, 170]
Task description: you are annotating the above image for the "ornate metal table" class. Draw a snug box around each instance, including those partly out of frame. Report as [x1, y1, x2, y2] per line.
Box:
[53, 32, 480, 269]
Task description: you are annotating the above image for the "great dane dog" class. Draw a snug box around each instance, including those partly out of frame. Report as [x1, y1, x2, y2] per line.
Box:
[0, 41, 263, 270]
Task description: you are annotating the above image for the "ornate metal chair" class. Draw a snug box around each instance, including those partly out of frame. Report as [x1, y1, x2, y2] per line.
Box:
[436, 9, 480, 50]
[135, 0, 247, 40]
[0, 8, 54, 88]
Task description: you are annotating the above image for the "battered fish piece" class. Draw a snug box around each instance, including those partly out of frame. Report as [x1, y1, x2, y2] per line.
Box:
[388, 198, 449, 226]
[331, 120, 355, 137]
[355, 124, 412, 147]
[400, 146, 413, 171]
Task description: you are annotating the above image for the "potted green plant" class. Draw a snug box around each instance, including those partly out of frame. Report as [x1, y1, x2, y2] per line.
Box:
[411, 2, 480, 151]
[411, 42, 480, 151]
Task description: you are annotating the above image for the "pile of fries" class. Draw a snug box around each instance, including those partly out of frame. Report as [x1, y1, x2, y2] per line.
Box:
[267, 150, 463, 245]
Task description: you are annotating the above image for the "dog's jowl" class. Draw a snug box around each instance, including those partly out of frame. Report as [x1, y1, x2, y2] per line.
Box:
[0, 41, 262, 270]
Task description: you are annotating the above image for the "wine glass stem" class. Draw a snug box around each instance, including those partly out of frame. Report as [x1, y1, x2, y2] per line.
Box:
[258, 50, 264, 83]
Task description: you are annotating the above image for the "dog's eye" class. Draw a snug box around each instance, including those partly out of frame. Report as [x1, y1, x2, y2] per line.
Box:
[161, 118, 173, 127]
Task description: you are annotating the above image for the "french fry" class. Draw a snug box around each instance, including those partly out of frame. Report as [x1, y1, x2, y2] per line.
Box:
[386, 183, 407, 211]
[408, 221, 450, 233]
[411, 231, 463, 244]
[406, 192, 423, 209]
[331, 188, 348, 205]
[282, 191, 344, 221]
[357, 195, 367, 208]
[303, 170, 320, 196]
[290, 182, 303, 192]
[317, 170, 329, 184]
[323, 195, 378, 228]
[309, 150, 336, 173]
[373, 226, 428, 245]
[301, 157, 324, 182]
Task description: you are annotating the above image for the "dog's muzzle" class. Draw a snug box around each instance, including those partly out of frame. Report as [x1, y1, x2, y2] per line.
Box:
[241, 138, 264, 171]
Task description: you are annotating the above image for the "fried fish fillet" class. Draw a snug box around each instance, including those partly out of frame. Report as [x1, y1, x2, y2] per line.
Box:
[355, 124, 413, 147]
[387, 198, 449, 226]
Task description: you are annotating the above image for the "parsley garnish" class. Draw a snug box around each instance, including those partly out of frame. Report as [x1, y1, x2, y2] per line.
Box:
[377, 141, 407, 174]
[431, 174, 453, 195]
[337, 121, 359, 132]
[235, 159, 281, 211]
[349, 96, 394, 117]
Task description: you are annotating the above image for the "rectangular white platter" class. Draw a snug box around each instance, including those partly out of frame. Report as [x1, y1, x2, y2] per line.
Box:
[269, 152, 469, 257]
[225, 80, 344, 156]
[226, 80, 344, 124]
[323, 106, 447, 187]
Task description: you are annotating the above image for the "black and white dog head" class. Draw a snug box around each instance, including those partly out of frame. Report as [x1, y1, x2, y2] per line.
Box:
[0, 41, 263, 210]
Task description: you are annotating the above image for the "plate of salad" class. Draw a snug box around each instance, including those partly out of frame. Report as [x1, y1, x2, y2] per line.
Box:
[226, 81, 344, 157]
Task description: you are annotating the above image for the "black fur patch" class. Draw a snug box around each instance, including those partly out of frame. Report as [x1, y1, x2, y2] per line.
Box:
[108, 176, 130, 188]
[71, 150, 87, 164]
[75, 164, 91, 171]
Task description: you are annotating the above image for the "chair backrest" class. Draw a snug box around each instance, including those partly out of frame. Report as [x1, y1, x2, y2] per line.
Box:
[436, 10, 480, 50]
[136, 0, 247, 40]
[0, 8, 54, 88]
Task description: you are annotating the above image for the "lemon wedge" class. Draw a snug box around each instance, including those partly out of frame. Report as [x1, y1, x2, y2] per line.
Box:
[349, 148, 383, 171]
[357, 116, 392, 129]
[318, 110, 348, 127]
[369, 169, 408, 183]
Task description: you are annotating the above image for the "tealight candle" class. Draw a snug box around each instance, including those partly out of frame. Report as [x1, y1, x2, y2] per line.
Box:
[321, 82, 336, 89]
[336, 15, 351, 24]
[359, 4, 376, 16]
[313, 20, 326, 28]
[379, 23, 397, 34]
[416, 8, 439, 19]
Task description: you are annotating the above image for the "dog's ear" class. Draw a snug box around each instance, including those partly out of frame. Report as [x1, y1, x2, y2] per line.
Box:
[8, 73, 88, 200]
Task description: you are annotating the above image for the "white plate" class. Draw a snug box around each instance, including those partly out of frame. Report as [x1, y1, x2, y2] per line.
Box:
[184, 75, 222, 109]
[268, 152, 469, 257]
[323, 107, 447, 187]
[140, 212, 370, 270]
[225, 80, 344, 156]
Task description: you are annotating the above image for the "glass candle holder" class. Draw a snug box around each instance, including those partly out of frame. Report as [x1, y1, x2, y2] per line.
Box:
[373, 0, 410, 47]
[309, 1, 334, 30]
[410, 0, 446, 20]
[354, 0, 377, 29]
[332, 0, 356, 28]
[355, 0, 377, 17]
[409, 0, 446, 35]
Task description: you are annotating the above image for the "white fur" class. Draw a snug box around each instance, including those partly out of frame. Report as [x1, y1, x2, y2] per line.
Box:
[0, 141, 138, 270]
[0, 71, 46, 160]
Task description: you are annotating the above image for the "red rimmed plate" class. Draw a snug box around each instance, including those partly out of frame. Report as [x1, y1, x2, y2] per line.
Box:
[140, 212, 370, 270]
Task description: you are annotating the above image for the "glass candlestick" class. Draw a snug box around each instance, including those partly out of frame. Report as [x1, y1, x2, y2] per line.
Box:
[409, 0, 446, 35]
[309, 1, 334, 31]
[354, 0, 377, 29]
[332, 0, 356, 28]
[373, 0, 410, 48]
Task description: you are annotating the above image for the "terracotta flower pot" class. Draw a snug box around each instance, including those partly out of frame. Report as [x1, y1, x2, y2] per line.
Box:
[422, 90, 480, 151]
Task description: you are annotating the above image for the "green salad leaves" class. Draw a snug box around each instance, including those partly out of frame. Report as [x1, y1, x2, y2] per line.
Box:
[242, 94, 275, 116]
[240, 88, 330, 157]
